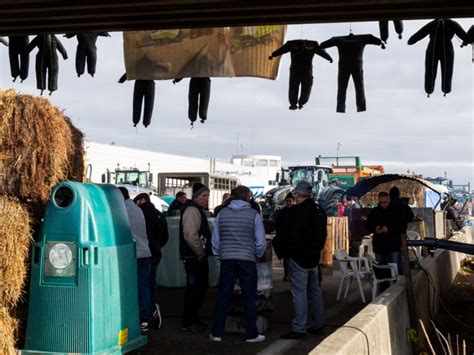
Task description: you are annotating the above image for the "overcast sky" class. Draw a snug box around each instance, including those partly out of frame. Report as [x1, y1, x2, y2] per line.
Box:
[1, 19, 473, 185]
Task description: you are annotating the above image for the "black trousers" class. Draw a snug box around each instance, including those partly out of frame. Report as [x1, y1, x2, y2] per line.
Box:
[149, 256, 161, 309]
[133, 80, 155, 127]
[425, 43, 454, 95]
[36, 58, 58, 93]
[288, 70, 313, 108]
[182, 258, 209, 327]
[337, 63, 366, 113]
[188, 78, 211, 123]
[76, 44, 97, 76]
[9, 36, 29, 81]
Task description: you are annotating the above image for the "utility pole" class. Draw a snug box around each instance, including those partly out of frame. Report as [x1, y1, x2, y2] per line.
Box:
[336, 142, 342, 166]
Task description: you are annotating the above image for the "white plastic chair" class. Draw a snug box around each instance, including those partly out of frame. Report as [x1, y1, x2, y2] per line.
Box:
[406, 231, 422, 262]
[367, 257, 398, 300]
[358, 238, 374, 272]
[334, 249, 372, 303]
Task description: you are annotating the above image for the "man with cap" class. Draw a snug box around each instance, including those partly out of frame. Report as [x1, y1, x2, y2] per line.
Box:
[179, 182, 212, 332]
[279, 181, 327, 339]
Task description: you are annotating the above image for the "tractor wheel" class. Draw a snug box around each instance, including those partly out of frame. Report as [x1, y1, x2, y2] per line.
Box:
[323, 192, 343, 216]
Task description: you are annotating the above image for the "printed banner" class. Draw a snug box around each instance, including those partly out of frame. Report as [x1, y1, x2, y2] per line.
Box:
[123, 25, 286, 80]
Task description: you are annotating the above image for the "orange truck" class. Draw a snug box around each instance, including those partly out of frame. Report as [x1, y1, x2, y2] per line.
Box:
[315, 156, 384, 190]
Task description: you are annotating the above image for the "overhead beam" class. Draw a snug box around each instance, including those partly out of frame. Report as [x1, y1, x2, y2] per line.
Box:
[0, 0, 472, 35]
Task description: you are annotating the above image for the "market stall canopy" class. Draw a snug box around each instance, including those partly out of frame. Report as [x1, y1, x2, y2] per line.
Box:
[0, 0, 473, 35]
[345, 174, 448, 199]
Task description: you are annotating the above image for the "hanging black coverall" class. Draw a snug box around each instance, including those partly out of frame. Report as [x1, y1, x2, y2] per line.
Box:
[26, 35, 68, 95]
[8, 36, 29, 82]
[379, 20, 404, 43]
[270, 40, 332, 110]
[119, 74, 155, 128]
[408, 19, 468, 96]
[321, 34, 384, 113]
[174, 77, 211, 126]
[65, 32, 110, 77]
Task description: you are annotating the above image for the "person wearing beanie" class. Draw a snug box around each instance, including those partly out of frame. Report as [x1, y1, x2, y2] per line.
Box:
[179, 182, 212, 332]
[118, 187, 152, 334]
[279, 181, 328, 340]
[273, 192, 295, 281]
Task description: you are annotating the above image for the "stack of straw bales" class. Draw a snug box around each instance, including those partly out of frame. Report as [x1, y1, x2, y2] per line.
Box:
[0, 90, 85, 353]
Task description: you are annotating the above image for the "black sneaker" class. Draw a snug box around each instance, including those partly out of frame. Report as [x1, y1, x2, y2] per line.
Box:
[280, 330, 307, 340]
[307, 327, 324, 335]
[180, 323, 206, 333]
[140, 321, 149, 334]
[152, 304, 162, 329]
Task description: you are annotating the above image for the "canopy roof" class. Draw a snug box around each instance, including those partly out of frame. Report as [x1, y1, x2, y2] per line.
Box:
[0, 0, 473, 35]
[345, 174, 448, 198]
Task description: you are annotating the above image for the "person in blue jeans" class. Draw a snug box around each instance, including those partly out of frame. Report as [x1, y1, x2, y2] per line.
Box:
[210, 185, 267, 343]
[273, 181, 327, 340]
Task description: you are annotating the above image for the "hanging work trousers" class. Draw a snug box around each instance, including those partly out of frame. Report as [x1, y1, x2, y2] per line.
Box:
[188, 78, 211, 124]
[337, 63, 366, 113]
[289, 69, 313, 109]
[424, 42, 454, 95]
[8, 36, 29, 81]
[35, 54, 58, 93]
[133, 80, 155, 127]
[76, 42, 97, 77]
[379, 20, 404, 43]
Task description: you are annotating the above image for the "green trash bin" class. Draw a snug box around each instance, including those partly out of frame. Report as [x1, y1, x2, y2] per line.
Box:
[157, 217, 220, 287]
[23, 182, 146, 354]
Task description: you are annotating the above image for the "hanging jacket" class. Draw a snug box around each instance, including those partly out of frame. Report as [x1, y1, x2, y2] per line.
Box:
[408, 19, 468, 96]
[270, 40, 332, 74]
[8, 36, 29, 82]
[321, 34, 384, 112]
[463, 25, 474, 46]
[26, 34, 68, 94]
[65, 32, 110, 77]
[379, 20, 404, 43]
[179, 199, 212, 260]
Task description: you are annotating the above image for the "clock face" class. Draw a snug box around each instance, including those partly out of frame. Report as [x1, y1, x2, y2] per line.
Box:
[48, 243, 73, 269]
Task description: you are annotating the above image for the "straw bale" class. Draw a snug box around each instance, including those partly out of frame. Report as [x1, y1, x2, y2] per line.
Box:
[0, 306, 18, 355]
[360, 179, 425, 207]
[0, 89, 77, 203]
[0, 196, 32, 308]
[65, 116, 85, 182]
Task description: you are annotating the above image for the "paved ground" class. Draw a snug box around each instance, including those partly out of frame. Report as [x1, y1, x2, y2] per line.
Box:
[139, 257, 372, 354]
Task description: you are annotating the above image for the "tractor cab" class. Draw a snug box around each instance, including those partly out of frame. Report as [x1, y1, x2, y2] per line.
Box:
[101, 168, 154, 189]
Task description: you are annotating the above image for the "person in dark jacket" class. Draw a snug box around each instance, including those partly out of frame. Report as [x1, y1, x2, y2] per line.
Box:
[213, 192, 231, 218]
[209, 185, 266, 343]
[321, 33, 385, 113]
[389, 187, 415, 234]
[274, 192, 295, 281]
[179, 183, 211, 332]
[26, 34, 68, 95]
[168, 191, 188, 216]
[134, 193, 169, 329]
[269, 40, 333, 110]
[8, 36, 30, 82]
[64, 32, 110, 77]
[366, 192, 403, 274]
[277, 182, 327, 340]
[408, 19, 468, 96]
[118, 73, 155, 128]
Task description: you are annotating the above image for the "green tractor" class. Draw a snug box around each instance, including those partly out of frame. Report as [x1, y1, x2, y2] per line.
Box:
[101, 167, 154, 190]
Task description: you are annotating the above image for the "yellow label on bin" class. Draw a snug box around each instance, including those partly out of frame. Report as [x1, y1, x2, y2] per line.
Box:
[118, 328, 129, 346]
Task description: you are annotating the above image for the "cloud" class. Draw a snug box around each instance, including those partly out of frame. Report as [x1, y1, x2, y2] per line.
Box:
[0, 19, 472, 186]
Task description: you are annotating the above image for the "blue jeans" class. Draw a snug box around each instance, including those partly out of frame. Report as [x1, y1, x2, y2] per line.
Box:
[288, 258, 324, 333]
[375, 251, 403, 275]
[211, 260, 258, 339]
[137, 257, 152, 322]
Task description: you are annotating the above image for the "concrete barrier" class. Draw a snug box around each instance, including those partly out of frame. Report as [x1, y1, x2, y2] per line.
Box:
[311, 227, 472, 355]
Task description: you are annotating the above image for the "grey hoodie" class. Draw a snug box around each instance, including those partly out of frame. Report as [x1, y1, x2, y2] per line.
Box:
[124, 199, 151, 258]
